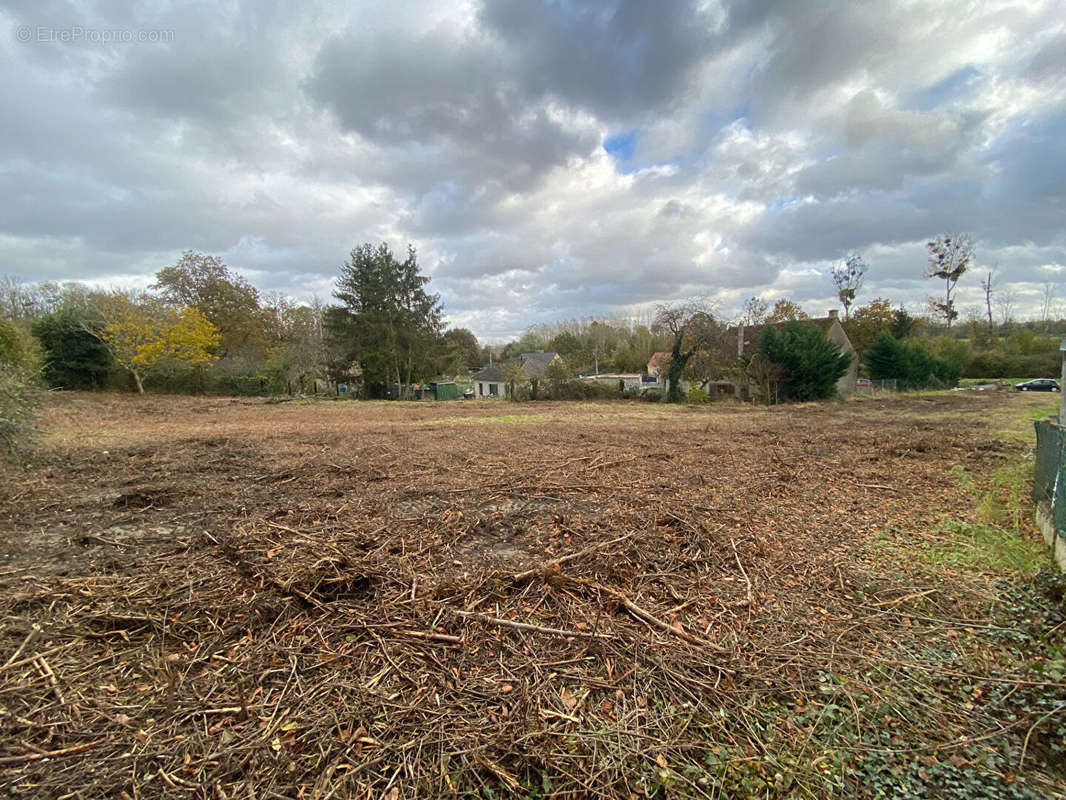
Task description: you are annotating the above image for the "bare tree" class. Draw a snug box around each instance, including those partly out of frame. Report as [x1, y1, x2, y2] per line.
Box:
[996, 288, 1016, 327]
[741, 296, 769, 327]
[1041, 282, 1056, 331]
[0, 276, 64, 322]
[925, 233, 974, 328]
[745, 353, 785, 405]
[831, 253, 866, 320]
[651, 302, 724, 403]
[981, 270, 994, 327]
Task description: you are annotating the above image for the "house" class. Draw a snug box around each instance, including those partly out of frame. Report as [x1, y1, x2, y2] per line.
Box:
[645, 352, 689, 394]
[730, 310, 859, 396]
[473, 352, 562, 398]
[518, 352, 561, 383]
[473, 363, 507, 397]
[645, 353, 733, 397]
[646, 352, 670, 385]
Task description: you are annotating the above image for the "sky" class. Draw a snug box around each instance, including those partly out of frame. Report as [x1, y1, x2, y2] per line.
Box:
[1, 0, 1065, 342]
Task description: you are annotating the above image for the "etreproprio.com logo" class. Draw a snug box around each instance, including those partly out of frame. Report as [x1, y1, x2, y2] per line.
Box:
[16, 25, 175, 44]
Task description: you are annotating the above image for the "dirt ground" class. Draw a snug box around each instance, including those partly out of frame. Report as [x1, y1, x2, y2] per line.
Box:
[1, 391, 1064, 798]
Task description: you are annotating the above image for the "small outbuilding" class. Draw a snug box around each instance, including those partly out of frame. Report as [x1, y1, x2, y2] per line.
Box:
[473, 352, 562, 398]
[432, 381, 458, 401]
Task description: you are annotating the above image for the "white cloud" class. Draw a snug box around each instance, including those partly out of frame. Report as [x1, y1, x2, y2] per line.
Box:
[0, 0, 1064, 340]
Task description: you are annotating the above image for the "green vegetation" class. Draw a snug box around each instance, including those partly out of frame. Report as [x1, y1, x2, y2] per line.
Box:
[0, 317, 41, 464]
[327, 242, 443, 396]
[911, 518, 1047, 577]
[757, 320, 852, 400]
[845, 402, 1063, 799]
[866, 331, 963, 389]
[4, 235, 1066, 404]
[32, 307, 115, 389]
[0, 362, 40, 465]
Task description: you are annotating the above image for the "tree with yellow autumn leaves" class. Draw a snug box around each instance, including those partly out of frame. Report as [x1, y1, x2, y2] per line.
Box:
[93, 293, 220, 393]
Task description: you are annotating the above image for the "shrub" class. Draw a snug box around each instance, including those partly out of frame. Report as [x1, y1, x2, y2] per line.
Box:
[32, 309, 113, 389]
[866, 333, 962, 389]
[540, 379, 622, 401]
[0, 318, 38, 371]
[0, 362, 40, 465]
[757, 321, 852, 401]
[687, 385, 709, 405]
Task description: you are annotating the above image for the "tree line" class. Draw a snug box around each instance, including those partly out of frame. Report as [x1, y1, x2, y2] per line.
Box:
[0, 232, 1063, 412]
[0, 245, 486, 399]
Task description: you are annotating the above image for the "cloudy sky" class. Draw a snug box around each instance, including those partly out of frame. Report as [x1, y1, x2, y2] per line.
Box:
[2, 0, 1065, 340]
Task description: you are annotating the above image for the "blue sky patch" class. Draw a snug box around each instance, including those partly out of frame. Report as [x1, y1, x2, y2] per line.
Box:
[603, 130, 637, 162]
[907, 65, 981, 110]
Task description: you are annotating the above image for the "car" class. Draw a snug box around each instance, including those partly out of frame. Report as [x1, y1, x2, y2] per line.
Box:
[856, 378, 872, 388]
[1015, 378, 1061, 392]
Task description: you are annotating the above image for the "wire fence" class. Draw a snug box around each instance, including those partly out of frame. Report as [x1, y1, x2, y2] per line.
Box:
[855, 379, 897, 395]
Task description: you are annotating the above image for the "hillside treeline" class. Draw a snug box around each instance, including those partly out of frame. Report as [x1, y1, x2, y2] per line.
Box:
[1, 250, 1064, 405]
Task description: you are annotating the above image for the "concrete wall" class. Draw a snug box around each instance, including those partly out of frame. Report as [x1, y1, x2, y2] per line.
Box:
[585, 374, 644, 391]
[1035, 500, 1066, 572]
[1032, 417, 1066, 573]
[476, 381, 505, 398]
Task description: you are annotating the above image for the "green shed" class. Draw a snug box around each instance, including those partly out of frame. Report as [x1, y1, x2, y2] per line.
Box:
[433, 381, 458, 401]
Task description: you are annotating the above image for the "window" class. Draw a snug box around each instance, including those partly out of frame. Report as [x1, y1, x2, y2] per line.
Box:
[489, 383, 498, 396]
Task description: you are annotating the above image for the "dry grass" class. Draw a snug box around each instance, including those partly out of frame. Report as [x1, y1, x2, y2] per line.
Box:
[0, 391, 1062, 798]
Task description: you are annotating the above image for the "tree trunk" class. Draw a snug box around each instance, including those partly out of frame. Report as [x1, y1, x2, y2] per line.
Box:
[666, 337, 691, 403]
[132, 369, 144, 394]
[984, 272, 993, 327]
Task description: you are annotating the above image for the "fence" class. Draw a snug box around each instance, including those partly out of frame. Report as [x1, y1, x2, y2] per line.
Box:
[855, 379, 897, 395]
[1032, 417, 1066, 571]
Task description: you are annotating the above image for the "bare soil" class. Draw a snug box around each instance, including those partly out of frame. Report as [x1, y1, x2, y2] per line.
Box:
[0, 391, 1062, 798]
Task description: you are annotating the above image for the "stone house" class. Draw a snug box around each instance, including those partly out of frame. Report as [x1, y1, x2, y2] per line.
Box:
[473, 352, 562, 398]
[730, 310, 859, 396]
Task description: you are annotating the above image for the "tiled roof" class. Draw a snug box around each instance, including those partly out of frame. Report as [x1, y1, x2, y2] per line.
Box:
[476, 363, 510, 382]
[518, 352, 558, 378]
[476, 352, 559, 382]
[647, 352, 671, 371]
[729, 315, 846, 355]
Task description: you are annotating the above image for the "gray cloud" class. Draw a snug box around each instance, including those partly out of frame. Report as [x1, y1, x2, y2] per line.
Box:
[0, 0, 1064, 340]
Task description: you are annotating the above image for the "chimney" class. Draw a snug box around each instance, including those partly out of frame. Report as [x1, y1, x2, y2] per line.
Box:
[827, 309, 839, 320]
[737, 323, 745, 357]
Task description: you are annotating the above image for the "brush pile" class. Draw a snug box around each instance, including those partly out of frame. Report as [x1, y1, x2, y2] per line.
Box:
[1, 393, 1062, 798]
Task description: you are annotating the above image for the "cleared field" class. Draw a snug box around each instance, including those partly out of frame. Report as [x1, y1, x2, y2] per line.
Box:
[1, 392, 1063, 798]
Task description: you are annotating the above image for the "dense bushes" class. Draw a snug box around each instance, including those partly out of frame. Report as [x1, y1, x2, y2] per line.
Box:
[757, 321, 852, 401]
[865, 333, 962, 389]
[687, 385, 709, 404]
[0, 318, 41, 464]
[0, 317, 38, 371]
[0, 362, 41, 464]
[543, 378, 629, 401]
[960, 329, 1060, 378]
[33, 309, 115, 389]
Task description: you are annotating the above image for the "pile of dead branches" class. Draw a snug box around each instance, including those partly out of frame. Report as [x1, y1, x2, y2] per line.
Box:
[1, 393, 1062, 798]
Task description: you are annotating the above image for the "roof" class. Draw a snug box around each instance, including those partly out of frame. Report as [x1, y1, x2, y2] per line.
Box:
[648, 352, 671, 371]
[520, 351, 557, 365]
[729, 314, 848, 355]
[477, 352, 560, 382]
[476, 363, 510, 382]
[518, 351, 558, 379]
